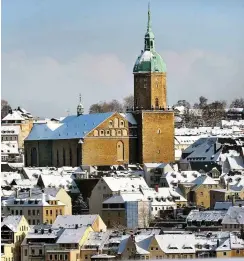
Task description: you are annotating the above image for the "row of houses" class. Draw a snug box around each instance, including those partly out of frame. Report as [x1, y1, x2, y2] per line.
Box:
[2, 214, 244, 261]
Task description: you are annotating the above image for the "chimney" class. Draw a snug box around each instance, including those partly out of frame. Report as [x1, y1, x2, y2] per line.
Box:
[217, 239, 220, 247]
[42, 193, 46, 203]
[226, 182, 230, 191]
[15, 188, 19, 198]
[232, 195, 235, 206]
[155, 185, 159, 193]
[29, 189, 32, 198]
[240, 227, 244, 240]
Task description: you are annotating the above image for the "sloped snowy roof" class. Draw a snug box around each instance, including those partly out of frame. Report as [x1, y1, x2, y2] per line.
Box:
[222, 206, 244, 225]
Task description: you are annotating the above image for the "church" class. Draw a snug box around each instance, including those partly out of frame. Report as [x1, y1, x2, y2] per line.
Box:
[24, 6, 175, 167]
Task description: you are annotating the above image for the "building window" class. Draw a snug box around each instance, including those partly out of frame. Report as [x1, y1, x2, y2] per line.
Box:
[15, 210, 18, 215]
[94, 130, 98, 136]
[109, 120, 113, 127]
[157, 129, 161, 134]
[100, 130, 104, 136]
[122, 129, 127, 136]
[32, 210, 35, 215]
[111, 129, 116, 136]
[57, 150, 59, 167]
[117, 141, 124, 161]
[37, 210, 40, 215]
[223, 252, 226, 256]
[117, 130, 122, 136]
[69, 148, 72, 166]
[31, 147, 37, 167]
[64, 255, 68, 260]
[114, 118, 119, 128]
[155, 98, 159, 108]
[37, 220, 40, 225]
[106, 130, 110, 136]
[39, 249, 42, 255]
[31, 249, 35, 255]
[20, 210, 22, 215]
[63, 148, 66, 166]
[46, 210, 48, 215]
[50, 210, 52, 215]
[120, 120, 124, 127]
[25, 250, 27, 256]
[32, 220, 35, 225]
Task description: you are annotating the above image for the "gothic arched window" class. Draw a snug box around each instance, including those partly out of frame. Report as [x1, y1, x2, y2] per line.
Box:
[155, 98, 159, 108]
[63, 148, 66, 166]
[117, 141, 124, 161]
[69, 148, 72, 166]
[31, 147, 37, 167]
[57, 150, 59, 167]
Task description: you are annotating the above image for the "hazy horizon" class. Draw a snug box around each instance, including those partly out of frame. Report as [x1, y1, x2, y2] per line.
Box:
[2, 0, 244, 118]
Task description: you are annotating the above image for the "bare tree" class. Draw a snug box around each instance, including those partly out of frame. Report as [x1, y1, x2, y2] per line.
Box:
[89, 99, 123, 114]
[230, 98, 244, 108]
[1, 99, 12, 119]
[123, 95, 134, 111]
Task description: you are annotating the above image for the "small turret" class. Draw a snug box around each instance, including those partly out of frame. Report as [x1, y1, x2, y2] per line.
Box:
[77, 94, 84, 116]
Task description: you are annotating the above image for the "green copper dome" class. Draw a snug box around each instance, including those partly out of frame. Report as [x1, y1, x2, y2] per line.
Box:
[133, 3, 166, 73]
[133, 50, 166, 73]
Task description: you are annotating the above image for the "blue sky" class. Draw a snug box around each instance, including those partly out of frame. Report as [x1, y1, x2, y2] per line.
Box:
[2, 0, 244, 117]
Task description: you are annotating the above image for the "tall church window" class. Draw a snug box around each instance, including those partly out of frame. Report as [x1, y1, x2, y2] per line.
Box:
[114, 118, 119, 128]
[155, 98, 159, 108]
[57, 150, 59, 167]
[117, 141, 124, 161]
[31, 147, 37, 167]
[63, 148, 66, 166]
[69, 148, 72, 166]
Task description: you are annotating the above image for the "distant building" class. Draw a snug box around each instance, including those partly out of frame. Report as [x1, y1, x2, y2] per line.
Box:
[180, 136, 244, 172]
[102, 192, 150, 229]
[1, 215, 30, 261]
[1, 188, 71, 225]
[1, 107, 34, 149]
[222, 206, 244, 231]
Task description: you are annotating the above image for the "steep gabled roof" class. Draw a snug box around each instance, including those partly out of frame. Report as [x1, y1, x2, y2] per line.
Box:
[1, 215, 23, 232]
[25, 112, 114, 141]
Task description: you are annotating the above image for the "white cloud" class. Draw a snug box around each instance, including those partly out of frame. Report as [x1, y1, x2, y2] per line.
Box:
[2, 49, 244, 117]
[2, 51, 131, 117]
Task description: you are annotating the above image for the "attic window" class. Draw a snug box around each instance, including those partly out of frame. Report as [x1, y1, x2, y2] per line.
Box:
[157, 129, 161, 134]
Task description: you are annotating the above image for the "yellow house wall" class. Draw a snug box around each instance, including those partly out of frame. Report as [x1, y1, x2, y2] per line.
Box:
[140, 111, 174, 164]
[216, 250, 232, 258]
[83, 113, 131, 166]
[102, 209, 126, 228]
[56, 188, 72, 215]
[43, 205, 65, 224]
[194, 184, 222, 209]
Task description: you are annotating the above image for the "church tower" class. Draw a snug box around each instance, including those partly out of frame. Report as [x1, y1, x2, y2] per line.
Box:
[132, 4, 174, 165]
[77, 94, 84, 116]
[133, 3, 167, 110]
